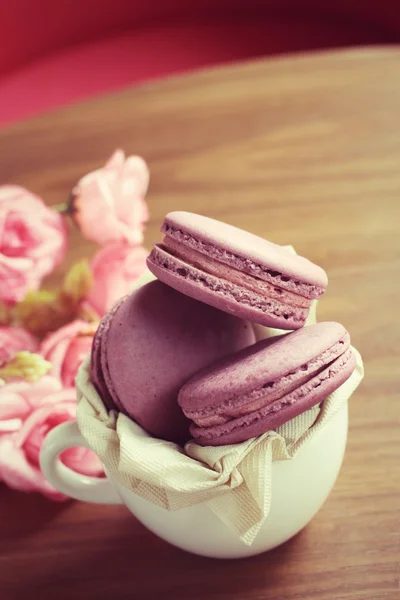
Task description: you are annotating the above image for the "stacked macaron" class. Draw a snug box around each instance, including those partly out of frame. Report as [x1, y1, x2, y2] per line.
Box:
[90, 280, 255, 444]
[90, 211, 357, 447]
[147, 212, 327, 330]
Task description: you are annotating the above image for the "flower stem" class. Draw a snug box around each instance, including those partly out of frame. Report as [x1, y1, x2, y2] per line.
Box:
[52, 202, 70, 214]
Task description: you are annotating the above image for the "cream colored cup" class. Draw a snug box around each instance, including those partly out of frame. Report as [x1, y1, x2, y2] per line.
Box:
[40, 401, 348, 559]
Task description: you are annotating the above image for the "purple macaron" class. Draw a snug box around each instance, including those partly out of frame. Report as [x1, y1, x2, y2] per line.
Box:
[178, 322, 356, 446]
[90, 280, 255, 444]
[147, 212, 327, 330]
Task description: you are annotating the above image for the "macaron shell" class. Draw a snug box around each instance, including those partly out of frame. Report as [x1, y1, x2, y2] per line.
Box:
[95, 280, 256, 444]
[163, 211, 328, 290]
[179, 322, 349, 413]
[191, 348, 356, 446]
[90, 296, 127, 412]
[188, 334, 351, 427]
[147, 251, 308, 330]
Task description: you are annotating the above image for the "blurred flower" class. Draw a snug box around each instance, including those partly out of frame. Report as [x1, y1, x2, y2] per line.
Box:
[14, 289, 73, 338]
[0, 379, 103, 500]
[85, 243, 148, 317]
[0, 186, 67, 305]
[0, 148, 151, 501]
[69, 149, 149, 246]
[0, 303, 11, 326]
[14, 260, 93, 337]
[0, 327, 38, 364]
[0, 352, 51, 384]
[40, 320, 97, 387]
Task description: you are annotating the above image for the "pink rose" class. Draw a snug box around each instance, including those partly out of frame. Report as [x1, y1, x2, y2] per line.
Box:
[0, 326, 38, 364]
[70, 149, 149, 246]
[0, 186, 68, 305]
[85, 243, 148, 317]
[0, 377, 103, 500]
[40, 320, 96, 387]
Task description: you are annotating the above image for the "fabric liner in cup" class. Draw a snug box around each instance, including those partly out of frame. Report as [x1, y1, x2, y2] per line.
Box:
[76, 348, 363, 545]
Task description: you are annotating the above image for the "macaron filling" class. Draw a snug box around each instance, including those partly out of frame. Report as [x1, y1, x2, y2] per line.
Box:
[190, 347, 355, 442]
[187, 332, 351, 427]
[161, 236, 311, 308]
[161, 222, 325, 299]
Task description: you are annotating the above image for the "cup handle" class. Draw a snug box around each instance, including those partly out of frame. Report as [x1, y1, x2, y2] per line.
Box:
[40, 421, 122, 504]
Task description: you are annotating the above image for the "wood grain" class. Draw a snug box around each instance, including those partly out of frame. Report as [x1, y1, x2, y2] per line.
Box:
[0, 47, 399, 600]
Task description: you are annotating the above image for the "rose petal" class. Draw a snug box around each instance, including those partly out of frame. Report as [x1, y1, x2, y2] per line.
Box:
[0, 390, 30, 420]
[104, 149, 125, 171]
[0, 255, 33, 304]
[71, 151, 149, 246]
[0, 327, 39, 364]
[16, 397, 77, 448]
[0, 435, 67, 500]
[122, 156, 150, 198]
[62, 447, 104, 477]
[61, 336, 93, 388]
[0, 418, 23, 433]
[40, 320, 93, 384]
[0, 186, 68, 305]
[40, 320, 89, 358]
[8, 376, 62, 410]
[86, 243, 147, 316]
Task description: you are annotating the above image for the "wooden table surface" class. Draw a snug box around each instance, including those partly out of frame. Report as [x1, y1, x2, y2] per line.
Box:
[0, 47, 399, 600]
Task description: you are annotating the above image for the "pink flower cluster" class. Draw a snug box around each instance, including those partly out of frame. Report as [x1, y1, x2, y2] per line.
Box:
[0, 150, 149, 500]
[0, 186, 67, 305]
[0, 372, 101, 501]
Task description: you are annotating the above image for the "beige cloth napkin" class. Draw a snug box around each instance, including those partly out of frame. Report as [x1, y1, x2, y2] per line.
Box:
[76, 348, 363, 546]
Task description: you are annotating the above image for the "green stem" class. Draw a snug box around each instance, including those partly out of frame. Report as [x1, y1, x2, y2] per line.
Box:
[52, 202, 70, 214]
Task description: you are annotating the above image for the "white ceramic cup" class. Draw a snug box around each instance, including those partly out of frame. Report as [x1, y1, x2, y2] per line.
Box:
[40, 402, 348, 559]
